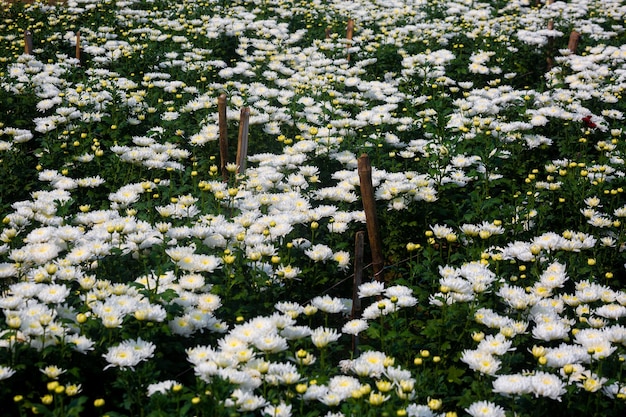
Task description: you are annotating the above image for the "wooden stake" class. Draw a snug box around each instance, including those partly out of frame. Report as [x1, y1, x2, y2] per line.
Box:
[218, 93, 229, 181]
[352, 230, 365, 356]
[24, 30, 33, 55]
[346, 18, 354, 61]
[357, 154, 384, 281]
[236, 107, 250, 175]
[75, 31, 81, 63]
[352, 230, 365, 319]
[545, 0, 555, 70]
[568, 31, 581, 54]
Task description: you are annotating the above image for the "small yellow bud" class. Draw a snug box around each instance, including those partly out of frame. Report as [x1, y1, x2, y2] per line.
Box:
[472, 331, 485, 342]
[531, 345, 546, 358]
[428, 398, 443, 411]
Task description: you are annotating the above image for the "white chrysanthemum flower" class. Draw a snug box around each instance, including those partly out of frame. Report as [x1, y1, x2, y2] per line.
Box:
[253, 333, 288, 354]
[358, 281, 386, 298]
[0, 262, 17, 278]
[341, 319, 368, 336]
[460, 349, 501, 375]
[280, 325, 312, 341]
[103, 338, 155, 370]
[327, 375, 361, 400]
[228, 388, 268, 412]
[177, 254, 222, 273]
[0, 365, 16, 381]
[67, 334, 95, 354]
[311, 295, 347, 314]
[465, 400, 506, 417]
[332, 250, 350, 270]
[351, 350, 388, 378]
[310, 327, 341, 348]
[274, 301, 304, 317]
[532, 316, 570, 341]
[147, 380, 179, 397]
[36, 284, 71, 304]
[196, 293, 222, 313]
[530, 371, 566, 401]
[178, 273, 208, 291]
[39, 365, 66, 379]
[477, 333, 514, 356]
[15, 243, 62, 265]
[492, 374, 532, 396]
[304, 244, 333, 262]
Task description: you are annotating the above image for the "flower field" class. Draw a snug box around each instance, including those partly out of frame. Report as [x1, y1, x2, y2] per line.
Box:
[1, 0, 626, 415]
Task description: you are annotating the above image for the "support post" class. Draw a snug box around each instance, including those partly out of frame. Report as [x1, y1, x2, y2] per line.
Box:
[357, 154, 384, 281]
[236, 107, 250, 175]
[352, 230, 365, 356]
[352, 231, 365, 319]
[545, 0, 554, 70]
[568, 31, 581, 54]
[24, 30, 33, 55]
[346, 19, 354, 61]
[75, 31, 81, 63]
[218, 94, 229, 181]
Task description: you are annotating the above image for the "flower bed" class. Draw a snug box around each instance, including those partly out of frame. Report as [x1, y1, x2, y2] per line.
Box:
[1, 0, 625, 416]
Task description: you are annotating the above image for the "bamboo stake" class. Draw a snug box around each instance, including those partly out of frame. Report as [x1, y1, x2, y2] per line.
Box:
[568, 31, 581, 54]
[218, 93, 229, 181]
[352, 230, 365, 319]
[357, 154, 384, 281]
[75, 31, 81, 63]
[236, 107, 250, 175]
[24, 30, 33, 55]
[346, 18, 354, 62]
[545, 0, 554, 70]
[352, 230, 365, 356]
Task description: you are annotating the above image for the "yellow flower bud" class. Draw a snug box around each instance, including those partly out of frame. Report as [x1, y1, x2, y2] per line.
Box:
[428, 398, 443, 411]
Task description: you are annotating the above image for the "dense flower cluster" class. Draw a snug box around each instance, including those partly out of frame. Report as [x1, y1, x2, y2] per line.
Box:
[0, 0, 625, 416]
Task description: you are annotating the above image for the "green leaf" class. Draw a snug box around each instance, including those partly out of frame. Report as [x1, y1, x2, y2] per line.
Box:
[446, 366, 466, 384]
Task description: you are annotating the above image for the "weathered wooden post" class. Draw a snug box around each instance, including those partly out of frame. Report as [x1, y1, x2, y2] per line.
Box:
[24, 30, 33, 55]
[236, 107, 250, 175]
[352, 231, 365, 319]
[346, 19, 354, 61]
[218, 94, 229, 181]
[357, 154, 384, 281]
[568, 31, 581, 54]
[75, 31, 81, 63]
[351, 230, 365, 355]
[545, 0, 554, 70]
